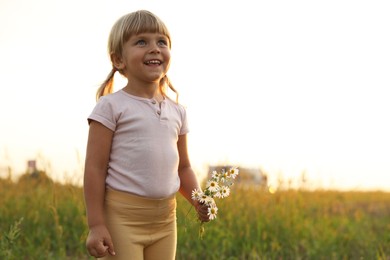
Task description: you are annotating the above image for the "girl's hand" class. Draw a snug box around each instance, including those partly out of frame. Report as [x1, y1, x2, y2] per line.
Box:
[86, 225, 116, 258]
[194, 201, 211, 222]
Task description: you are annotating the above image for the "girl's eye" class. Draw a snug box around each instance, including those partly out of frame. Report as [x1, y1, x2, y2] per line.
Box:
[158, 40, 168, 47]
[136, 40, 146, 46]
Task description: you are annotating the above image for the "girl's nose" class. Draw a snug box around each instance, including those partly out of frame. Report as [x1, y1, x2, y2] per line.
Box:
[149, 43, 161, 53]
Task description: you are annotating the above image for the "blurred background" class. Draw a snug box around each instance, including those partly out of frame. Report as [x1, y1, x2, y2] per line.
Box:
[1, 0, 389, 190]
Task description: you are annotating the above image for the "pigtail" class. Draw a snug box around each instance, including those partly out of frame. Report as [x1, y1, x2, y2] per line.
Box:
[160, 75, 179, 103]
[96, 68, 116, 101]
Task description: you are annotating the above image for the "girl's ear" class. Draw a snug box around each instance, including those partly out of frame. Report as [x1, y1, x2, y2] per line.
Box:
[111, 52, 125, 70]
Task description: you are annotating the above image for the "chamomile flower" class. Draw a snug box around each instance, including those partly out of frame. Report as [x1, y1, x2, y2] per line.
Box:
[211, 170, 219, 179]
[225, 169, 232, 179]
[207, 205, 218, 220]
[199, 194, 208, 204]
[204, 196, 215, 206]
[219, 169, 228, 183]
[219, 186, 231, 198]
[229, 167, 239, 179]
[191, 188, 203, 201]
[206, 180, 219, 193]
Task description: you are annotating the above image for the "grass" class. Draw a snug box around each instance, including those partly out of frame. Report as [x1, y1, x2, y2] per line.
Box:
[177, 187, 390, 259]
[1, 170, 390, 259]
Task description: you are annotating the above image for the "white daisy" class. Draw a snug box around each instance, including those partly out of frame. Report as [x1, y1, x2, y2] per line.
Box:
[214, 191, 222, 198]
[199, 194, 208, 204]
[220, 186, 231, 198]
[220, 170, 228, 183]
[229, 167, 239, 179]
[208, 205, 218, 220]
[211, 170, 219, 179]
[191, 188, 203, 201]
[206, 180, 219, 193]
[204, 196, 215, 206]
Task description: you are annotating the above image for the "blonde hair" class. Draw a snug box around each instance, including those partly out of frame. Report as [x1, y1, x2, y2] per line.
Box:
[96, 10, 178, 101]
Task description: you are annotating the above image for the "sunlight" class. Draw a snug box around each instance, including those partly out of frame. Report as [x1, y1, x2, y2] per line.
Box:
[0, 0, 389, 191]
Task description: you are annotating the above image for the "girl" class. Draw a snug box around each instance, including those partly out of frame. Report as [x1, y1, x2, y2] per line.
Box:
[83, 10, 209, 259]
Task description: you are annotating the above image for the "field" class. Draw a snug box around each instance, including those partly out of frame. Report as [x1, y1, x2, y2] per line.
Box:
[1, 170, 390, 259]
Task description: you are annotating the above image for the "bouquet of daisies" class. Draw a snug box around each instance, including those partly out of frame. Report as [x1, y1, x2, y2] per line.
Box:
[191, 166, 239, 221]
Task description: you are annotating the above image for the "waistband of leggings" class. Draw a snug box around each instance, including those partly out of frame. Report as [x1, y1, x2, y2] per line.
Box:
[105, 188, 175, 207]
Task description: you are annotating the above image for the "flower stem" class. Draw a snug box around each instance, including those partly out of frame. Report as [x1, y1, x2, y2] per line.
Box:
[198, 221, 205, 240]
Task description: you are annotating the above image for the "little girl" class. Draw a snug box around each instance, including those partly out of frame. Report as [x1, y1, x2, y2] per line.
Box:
[83, 10, 209, 259]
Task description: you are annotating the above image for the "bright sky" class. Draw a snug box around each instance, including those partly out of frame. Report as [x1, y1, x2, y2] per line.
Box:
[1, 0, 389, 191]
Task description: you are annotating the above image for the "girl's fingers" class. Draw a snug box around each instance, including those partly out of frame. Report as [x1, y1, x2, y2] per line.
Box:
[197, 204, 211, 222]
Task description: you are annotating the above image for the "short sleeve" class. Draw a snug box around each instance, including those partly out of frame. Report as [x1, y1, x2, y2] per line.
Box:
[179, 104, 189, 135]
[87, 96, 117, 131]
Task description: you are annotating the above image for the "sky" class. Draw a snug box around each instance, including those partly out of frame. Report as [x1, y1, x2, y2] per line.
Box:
[1, 0, 389, 191]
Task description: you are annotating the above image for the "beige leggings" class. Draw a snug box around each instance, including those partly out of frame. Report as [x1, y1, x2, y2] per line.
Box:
[99, 188, 177, 260]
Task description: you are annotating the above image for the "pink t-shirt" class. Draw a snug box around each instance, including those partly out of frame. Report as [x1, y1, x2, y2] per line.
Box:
[88, 90, 189, 198]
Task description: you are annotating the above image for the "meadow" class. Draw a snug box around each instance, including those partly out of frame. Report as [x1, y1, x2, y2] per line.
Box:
[1, 169, 390, 259]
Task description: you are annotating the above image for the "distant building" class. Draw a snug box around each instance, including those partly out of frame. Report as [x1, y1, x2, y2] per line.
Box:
[27, 160, 37, 174]
[20, 160, 52, 184]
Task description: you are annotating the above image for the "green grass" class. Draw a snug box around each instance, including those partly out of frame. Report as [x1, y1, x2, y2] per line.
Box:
[1, 172, 390, 259]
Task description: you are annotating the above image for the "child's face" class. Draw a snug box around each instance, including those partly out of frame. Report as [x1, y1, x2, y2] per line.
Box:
[119, 32, 171, 84]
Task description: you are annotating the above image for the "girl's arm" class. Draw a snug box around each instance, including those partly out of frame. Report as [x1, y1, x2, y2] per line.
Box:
[177, 134, 210, 222]
[84, 121, 116, 257]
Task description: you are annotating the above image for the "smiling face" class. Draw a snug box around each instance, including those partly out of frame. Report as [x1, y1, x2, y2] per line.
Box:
[113, 32, 171, 87]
